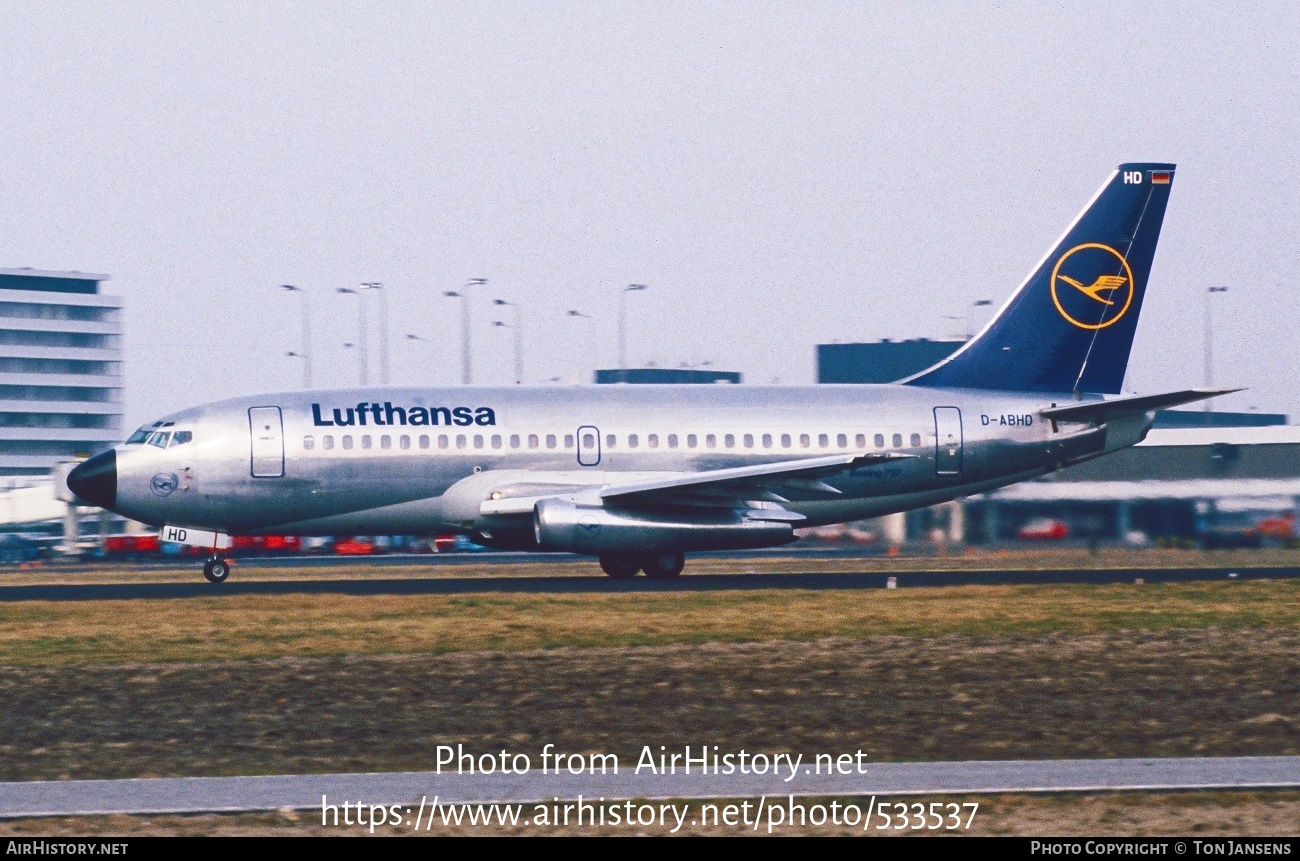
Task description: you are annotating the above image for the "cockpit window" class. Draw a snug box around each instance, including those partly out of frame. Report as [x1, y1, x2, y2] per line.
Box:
[148, 431, 171, 448]
[170, 430, 192, 446]
[126, 428, 151, 445]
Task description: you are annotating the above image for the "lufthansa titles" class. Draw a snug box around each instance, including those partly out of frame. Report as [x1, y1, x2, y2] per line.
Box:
[312, 402, 497, 428]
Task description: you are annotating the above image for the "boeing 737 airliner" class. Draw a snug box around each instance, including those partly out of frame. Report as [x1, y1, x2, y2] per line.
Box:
[67, 163, 1234, 582]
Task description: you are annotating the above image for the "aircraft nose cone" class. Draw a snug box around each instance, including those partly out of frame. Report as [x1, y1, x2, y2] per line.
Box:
[67, 449, 117, 510]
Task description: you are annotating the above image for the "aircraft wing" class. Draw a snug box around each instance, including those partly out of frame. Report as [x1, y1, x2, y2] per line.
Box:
[598, 451, 910, 503]
[1039, 388, 1241, 425]
[477, 451, 912, 516]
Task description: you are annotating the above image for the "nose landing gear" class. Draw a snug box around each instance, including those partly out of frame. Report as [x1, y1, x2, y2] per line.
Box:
[203, 556, 231, 583]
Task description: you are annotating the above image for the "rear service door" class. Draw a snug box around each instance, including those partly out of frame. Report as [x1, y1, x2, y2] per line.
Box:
[249, 406, 285, 477]
[934, 407, 963, 476]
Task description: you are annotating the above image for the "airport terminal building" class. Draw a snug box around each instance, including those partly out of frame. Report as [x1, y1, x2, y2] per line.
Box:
[0, 269, 122, 482]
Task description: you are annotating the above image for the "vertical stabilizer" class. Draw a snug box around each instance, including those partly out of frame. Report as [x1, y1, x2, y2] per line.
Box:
[905, 163, 1174, 394]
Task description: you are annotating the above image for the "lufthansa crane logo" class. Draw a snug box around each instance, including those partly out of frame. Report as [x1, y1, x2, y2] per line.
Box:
[1050, 243, 1135, 330]
[151, 472, 179, 497]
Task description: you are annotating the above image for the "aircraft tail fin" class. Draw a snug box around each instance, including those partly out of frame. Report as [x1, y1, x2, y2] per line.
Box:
[905, 163, 1175, 395]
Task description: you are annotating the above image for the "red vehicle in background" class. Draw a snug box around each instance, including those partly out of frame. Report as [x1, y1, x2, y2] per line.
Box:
[1017, 518, 1070, 541]
[103, 534, 161, 557]
[334, 537, 377, 555]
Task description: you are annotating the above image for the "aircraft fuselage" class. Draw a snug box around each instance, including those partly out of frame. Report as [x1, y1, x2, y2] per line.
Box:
[98, 383, 1138, 538]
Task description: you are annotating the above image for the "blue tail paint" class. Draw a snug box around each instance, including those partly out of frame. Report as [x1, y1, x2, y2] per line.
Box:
[905, 163, 1175, 395]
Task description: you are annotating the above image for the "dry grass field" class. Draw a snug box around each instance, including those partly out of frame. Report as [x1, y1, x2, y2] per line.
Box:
[1, 552, 1297, 836]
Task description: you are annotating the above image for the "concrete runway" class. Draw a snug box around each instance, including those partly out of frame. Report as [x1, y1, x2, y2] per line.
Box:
[0, 566, 1292, 602]
[2, 756, 1297, 817]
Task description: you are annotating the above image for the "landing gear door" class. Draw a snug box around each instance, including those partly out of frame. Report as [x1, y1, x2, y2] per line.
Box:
[934, 407, 963, 476]
[577, 425, 601, 466]
[249, 406, 285, 478]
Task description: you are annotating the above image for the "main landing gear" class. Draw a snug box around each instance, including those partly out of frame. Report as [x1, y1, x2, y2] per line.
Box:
[203, 556, 231, 583]
[599, 551, 686, 580]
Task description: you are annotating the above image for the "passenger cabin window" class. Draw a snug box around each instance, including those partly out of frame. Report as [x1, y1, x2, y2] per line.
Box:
[303, 436, 315, 450]
[744, 434, 754, 448]
[583, 433, 595, 448]
[781, 434, 792, 448]
[418, 435, 429, 449]
[706, 434, 716, 448]
[380, 435, 391, 450]
[628, 434, 639, 448]
[893, 433, 903, 448]
[648, 434, 659, 448]
[528, 434, 539, 449]
[491, 434, 502, 449]
[606, 434, 616, 448]
[819, 433, 829, 448]
[436, 435, 447, 449]
[761, 434, 771, 448]
[546, 434, 557, 449]
[687, 434, 697, 448]
[361, 435, 372, 449]
[837, 433, 847, 448]
[874, 434, 885, 448]
[667, 434, 678, 448]
[323, 436, 334, 450]
[856, 434, 866, 448]
[724, 434, 735, 448]
[456, 435, 467, 449]
[342, 435, 353, 450]
[564, 434, 574, 448]
[911, 433, 922, 447]
[400, 435, 411, 450]
[510, 435, 521, 449]
[473, 435, 484, 449]
[799, 433, 810, 448]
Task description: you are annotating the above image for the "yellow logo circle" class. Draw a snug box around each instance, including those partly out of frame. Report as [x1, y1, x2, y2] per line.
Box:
[1050, 243, 1135, 330]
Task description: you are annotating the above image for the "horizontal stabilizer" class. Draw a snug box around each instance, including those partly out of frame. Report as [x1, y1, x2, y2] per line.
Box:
[1039, 388, 1241, 424]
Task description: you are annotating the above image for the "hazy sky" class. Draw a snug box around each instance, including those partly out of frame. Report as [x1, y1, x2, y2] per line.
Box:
[1, 2, 1297, 429]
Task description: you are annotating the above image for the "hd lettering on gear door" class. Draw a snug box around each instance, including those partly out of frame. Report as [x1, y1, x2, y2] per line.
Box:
[249, 406, 285, 477]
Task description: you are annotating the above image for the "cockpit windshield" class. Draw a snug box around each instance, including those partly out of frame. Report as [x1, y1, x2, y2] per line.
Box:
[127, 421, 191, 447]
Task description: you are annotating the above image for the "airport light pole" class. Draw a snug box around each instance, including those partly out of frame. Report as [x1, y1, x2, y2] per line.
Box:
[493, 298, 524, 383]
[567, 309, 595, 383]
[361, 283, 388, 385]
[1205, 286, 1228, 415]
[618, 284, 647, 370]
[280, 284, 312, 388]
[443, 278, 487, 385]
[337, 287, 367, 385]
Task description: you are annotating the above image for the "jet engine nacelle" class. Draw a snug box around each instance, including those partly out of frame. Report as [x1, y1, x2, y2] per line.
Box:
[532, 498, 797, 555]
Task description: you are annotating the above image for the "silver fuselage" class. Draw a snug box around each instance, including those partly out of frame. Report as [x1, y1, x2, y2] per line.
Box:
[105, 383, 1144, 540]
